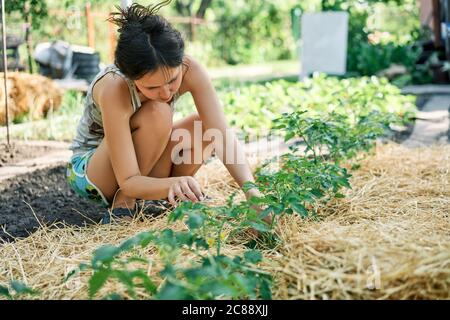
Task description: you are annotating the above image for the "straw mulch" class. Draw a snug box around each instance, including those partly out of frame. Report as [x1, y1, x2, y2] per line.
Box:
[268, 143, 450, 299]
[0, 143, 448, 299]
[0, 72, 62, 125]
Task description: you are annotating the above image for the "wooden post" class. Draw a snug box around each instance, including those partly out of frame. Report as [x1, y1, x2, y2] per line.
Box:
[432, 0, 442, 48]
[25, 23, 33, 73]
[85, 2, 95, 49]
[1, 0, 10, 146]
[190, 16, 197, 42]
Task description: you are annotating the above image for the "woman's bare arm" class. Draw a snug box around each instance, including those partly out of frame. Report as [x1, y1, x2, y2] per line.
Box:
[183, 57, 261, 199]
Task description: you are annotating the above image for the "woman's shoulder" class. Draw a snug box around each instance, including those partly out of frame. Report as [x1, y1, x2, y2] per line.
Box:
[182, 55, 205, 75]
[179, 55, 209, 95]
[92, 71, 130, 108]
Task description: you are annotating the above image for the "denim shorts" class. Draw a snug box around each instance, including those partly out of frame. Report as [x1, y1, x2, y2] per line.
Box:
[66, 149, 110, 207]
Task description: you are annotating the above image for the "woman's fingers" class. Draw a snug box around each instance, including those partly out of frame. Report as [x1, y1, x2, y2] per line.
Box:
[180, 181, 199, 202]
[187, 177, 204, 201]
[168, 187, 177, 207]
[167, 177, 205, 206]
[173, 183, 189, 202]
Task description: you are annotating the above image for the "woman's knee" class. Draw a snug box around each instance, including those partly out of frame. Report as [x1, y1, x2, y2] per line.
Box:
[190, 113, 201, 122]
[131, 101, 173, 137]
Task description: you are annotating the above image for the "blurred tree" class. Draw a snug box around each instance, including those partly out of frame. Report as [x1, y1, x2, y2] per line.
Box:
[5, 0, 48, 29]
[173, 0, 213, 40]
[209, 0, 295, 65]
[304, 0, 422, 80]
[5, 0, 49, 73]
[173, 0, 212, 18]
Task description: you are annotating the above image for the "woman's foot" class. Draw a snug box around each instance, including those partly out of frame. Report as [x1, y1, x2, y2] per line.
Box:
[100, 206, 136, 224]
[100, 196, 212, 224]
[136, 199, 173, 217]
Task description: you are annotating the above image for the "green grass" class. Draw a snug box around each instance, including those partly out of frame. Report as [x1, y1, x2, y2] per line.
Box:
[208, 60, 299, 82]
[0, 90, 84, 142]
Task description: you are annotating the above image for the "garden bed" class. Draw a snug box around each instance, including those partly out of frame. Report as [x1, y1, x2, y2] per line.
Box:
[0, 143, 448, 299]
[0, 128, 410, 243]
[0, 142, 56, 167]
[0, 165, 104, 242]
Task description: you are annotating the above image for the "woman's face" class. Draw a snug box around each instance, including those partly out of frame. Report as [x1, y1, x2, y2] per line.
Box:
[134, 65, 183, 103]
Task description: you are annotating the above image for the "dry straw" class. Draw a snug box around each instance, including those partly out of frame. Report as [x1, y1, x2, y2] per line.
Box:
[0, 143, 448, 299]
[0, 72, 62, 125]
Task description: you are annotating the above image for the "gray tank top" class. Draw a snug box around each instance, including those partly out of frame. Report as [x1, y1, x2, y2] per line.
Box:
[70, 64, 179, 156]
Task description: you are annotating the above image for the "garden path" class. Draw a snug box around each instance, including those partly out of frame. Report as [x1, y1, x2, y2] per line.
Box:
[402, 86, 450, 147]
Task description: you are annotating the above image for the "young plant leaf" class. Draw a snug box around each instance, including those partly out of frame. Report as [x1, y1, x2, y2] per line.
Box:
[244, 250, 263, 264]
[88, 268, 112, 298]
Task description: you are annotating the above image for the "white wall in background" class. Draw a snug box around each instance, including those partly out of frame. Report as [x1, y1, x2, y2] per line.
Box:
[300, 12, 349, 78]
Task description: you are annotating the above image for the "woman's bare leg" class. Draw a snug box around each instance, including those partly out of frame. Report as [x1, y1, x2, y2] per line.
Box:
[87, 107, 213, 209]
[86, 100, 173, 209]
[149, 113, 215, 179]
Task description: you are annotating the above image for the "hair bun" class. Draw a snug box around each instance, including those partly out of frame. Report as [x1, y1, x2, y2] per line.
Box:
[122, 20, 144, 34]
[108, 2, 171, 33]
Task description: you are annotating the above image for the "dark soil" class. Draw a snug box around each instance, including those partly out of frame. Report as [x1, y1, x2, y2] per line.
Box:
[0, 164, 105, 242]
[0, 143, 55, 167]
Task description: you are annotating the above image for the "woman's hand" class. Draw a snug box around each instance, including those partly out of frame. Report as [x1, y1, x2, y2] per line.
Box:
[168, 176, 204, 207]
[245, 187, 264, 202]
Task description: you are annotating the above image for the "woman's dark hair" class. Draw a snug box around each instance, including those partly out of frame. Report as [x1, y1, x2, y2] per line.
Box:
[108, 1, 185, 80]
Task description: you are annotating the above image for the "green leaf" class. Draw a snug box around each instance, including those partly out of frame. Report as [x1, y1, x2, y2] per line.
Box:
[120, 231, 154, 251]
[259, 206, 273, 219]
[79, 263, 89, 271]
[92, 245, 120, 268]
[186, 212, 205, 230]
[310, 188, 324, 198]
[168, 206, 185, 222]
[337, 177, 351, 189]
[103, 293, 123, 300]
[159, 265, 176, 278]
[335, 193, 345, 198]
[291, 202, 309, 217]
[10, 281, 37, 295]
[158, 229, 177, 248]
[156, 281, 193, 300]
[129, 270, 157, 294]
[194, 237, 210, 250]
[233, 274, 257, 298]
[113, 270, 137, 299]
[244, 239, 257, 249]
[88, 268, 112, 299]
[249, 221, 271, 232]
[247, 195, 265, 206]
[199, 281, 240, 299]
[259, 278, 272, 300]
[124, 256, 149, 264]
[183, 268, 203, 282]
[244, 250, 263, 264]
[175, 232, 194, 247]
[0, 285, 11, 299]
[187, 263, 218, 279]
[284, 131, 296, 142]
[273, 204, 285, 215]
